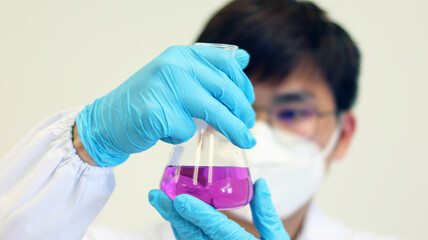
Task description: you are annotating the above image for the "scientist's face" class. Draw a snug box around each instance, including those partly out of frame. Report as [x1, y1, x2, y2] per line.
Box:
[251, 65, 356, 165]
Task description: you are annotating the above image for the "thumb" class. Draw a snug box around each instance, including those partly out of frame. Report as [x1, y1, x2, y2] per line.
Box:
[235, 49, 250, 69]
[250, 179, 291, 240]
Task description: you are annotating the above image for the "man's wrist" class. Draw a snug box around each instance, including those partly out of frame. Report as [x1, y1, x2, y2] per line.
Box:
[72, 123, 98, 166]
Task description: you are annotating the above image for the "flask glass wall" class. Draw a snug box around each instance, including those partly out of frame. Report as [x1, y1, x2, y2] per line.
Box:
[160, 119, 253, 210]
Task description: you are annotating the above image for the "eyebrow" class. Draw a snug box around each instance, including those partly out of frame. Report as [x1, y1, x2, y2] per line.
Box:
[273, 91, 314, 104]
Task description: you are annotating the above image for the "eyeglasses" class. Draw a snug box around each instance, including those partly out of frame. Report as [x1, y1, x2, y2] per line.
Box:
[253, 92, 337, 139]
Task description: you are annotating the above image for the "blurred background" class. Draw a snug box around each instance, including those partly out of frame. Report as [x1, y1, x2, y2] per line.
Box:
[0, 0, 427, 239]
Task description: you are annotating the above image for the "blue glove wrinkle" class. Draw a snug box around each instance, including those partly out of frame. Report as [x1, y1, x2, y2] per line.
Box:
[105, 87, 154, 154]
[76, 106, 129, 167]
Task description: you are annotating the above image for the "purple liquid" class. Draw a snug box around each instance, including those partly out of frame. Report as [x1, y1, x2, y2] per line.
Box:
[160, 166, 253, 210]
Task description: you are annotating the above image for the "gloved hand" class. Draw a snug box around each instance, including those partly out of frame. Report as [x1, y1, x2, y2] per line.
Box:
[149, 179, 290, 240]
[75, 45, 256, 167]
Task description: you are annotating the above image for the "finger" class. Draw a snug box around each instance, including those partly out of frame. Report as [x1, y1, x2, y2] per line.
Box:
[192, 62, 256, 128]
[174, 194, 257, 240]
[250, 179, 291, 240]
[148, 190, 206, 239]
[235, 49, 251, 69]
[191, 45, 255, 104]
[183, 90, 256, 149]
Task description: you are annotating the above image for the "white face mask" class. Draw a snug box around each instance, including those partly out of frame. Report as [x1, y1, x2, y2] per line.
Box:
[229, 120, 341, 221]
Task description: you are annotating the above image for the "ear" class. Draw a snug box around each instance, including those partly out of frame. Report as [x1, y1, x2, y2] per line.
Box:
[331, 111, 356, 161]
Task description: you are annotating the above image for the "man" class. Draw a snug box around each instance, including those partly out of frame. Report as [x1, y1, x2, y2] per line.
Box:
[0, 0, 399, 239]
[147, 0, 362, 239]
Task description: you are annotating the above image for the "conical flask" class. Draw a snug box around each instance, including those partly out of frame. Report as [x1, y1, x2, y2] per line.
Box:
[160, 119, 254, 210]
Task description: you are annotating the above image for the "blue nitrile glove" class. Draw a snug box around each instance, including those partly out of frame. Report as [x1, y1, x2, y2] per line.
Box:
[75, 45, 256, 167]
[148, 179, 290, 240]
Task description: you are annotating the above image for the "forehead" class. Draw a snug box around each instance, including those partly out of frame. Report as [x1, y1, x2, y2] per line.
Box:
[251, 66, 335, 110]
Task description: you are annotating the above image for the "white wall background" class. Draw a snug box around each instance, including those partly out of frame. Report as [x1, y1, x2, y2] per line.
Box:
[0, 0, 427, 239]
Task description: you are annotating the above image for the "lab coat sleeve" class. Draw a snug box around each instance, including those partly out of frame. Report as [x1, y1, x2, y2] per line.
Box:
[0, 108, 115, 240]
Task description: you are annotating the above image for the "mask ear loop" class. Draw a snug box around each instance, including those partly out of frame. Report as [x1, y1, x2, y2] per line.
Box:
[320, 114, 343, 159]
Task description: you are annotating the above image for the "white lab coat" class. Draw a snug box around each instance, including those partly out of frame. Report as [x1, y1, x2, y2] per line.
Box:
[0, 109, 403, 240]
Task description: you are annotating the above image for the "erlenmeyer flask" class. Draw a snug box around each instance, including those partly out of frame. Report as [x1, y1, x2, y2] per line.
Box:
[160, 43, 253, 210]
[160, 119, 254, 210]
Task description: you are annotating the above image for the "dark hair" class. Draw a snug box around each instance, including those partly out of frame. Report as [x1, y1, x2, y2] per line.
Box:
[196, 0, 361, 113]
